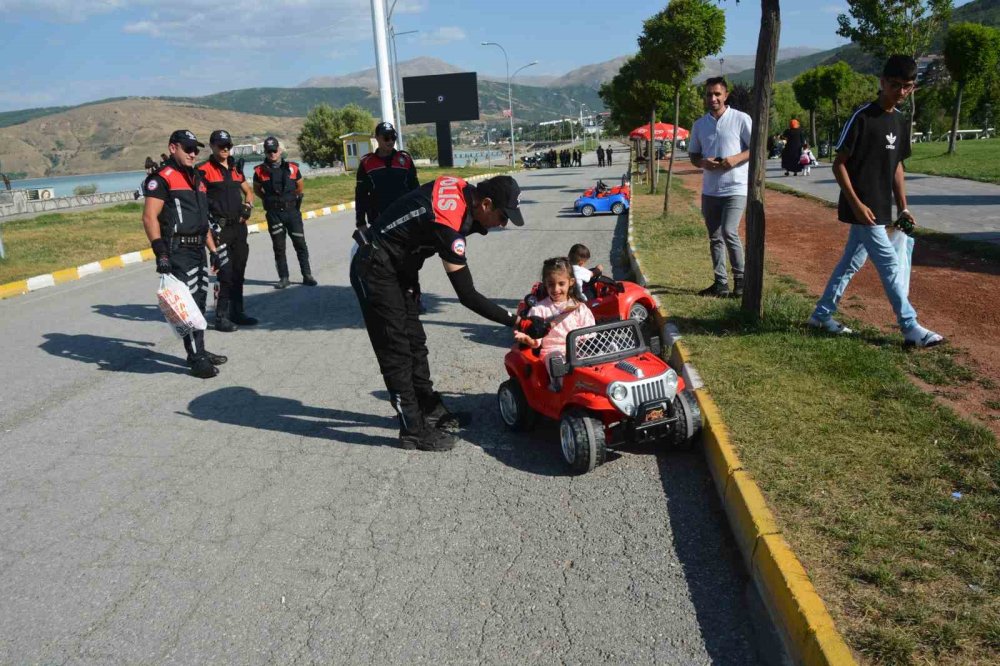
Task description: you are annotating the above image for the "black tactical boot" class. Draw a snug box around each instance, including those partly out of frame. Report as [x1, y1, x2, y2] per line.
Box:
[420, 392, 460, 430]
[275, 276, 291, 290]
[214, 297, 238, 332]
[189, 353, 219, 379]
[188, 351, 227, 366]
[732, 276, 745, 298]
[399, 427, 457, 452]
[302, 274, 318, 286]
[230, 294, 258, 326]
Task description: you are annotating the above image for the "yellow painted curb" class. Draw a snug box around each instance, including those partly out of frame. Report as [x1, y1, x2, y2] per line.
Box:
[0, 279, 28, 300]
[51, 268, 79, 284]
[629, 200, 857, 666]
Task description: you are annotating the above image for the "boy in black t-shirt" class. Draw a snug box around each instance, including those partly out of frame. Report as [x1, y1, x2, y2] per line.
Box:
[808, 55, 944, 348]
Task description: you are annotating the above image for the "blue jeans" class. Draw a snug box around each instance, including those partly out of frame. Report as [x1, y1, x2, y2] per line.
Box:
[812, 224, 917, 331]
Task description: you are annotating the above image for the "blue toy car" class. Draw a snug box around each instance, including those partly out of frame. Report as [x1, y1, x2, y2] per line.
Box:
[573, 179, 631, 217]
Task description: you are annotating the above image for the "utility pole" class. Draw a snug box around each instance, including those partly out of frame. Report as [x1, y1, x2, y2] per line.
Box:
[370, 0, 395, 126]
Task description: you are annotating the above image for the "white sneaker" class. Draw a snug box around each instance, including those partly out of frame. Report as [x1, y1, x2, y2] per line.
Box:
[903, 325, 945, 348]
[807, 315, 853, 335]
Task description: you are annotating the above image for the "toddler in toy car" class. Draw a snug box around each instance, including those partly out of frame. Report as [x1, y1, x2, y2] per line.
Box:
[568, 243, 604, 299]
[514, 256, 596, 389]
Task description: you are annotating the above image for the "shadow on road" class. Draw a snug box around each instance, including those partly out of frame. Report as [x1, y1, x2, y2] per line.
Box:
[92, 303, 164, 322]
[183, 386, 398, 447]
[38, 333, 189, 374]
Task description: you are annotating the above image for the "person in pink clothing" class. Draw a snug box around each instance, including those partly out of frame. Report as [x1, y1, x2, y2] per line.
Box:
[514, 257, 596, 389]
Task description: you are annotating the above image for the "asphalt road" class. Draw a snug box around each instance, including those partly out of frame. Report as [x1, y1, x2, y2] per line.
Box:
[0, 146, 761, 664]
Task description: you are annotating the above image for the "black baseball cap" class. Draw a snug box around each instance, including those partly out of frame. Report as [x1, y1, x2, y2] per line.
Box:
[263, 136, 280, 153]
[375, 121, 397, 138]
[477, 175, 524, 226]
[209, 129, 233, 147]
[169, 129, 204, 149]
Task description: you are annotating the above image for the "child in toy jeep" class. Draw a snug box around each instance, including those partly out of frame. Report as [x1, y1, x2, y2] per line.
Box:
[499, 317, 702, 474]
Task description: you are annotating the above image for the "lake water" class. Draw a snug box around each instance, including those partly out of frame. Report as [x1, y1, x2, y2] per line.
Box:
[8, 150, 507, 197]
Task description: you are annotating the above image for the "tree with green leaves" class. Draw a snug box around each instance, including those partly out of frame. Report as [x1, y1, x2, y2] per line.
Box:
[405, 133, 438, 161]
[792, 67, 824, 148]
[635, 0, 725, 211]
[599, 54, 672, 192]
[943, 22, 1000, 154]
[297, 103, 375, 167]
[818, 61, 855, 130]
[836, 1, 953, 122]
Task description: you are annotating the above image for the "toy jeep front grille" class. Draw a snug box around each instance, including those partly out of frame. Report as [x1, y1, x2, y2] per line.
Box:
[567, 320, 646, 368]
[630, 374, 673, 405]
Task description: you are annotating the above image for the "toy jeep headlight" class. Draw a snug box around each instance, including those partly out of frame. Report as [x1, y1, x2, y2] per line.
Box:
[607, 382, 636, 416]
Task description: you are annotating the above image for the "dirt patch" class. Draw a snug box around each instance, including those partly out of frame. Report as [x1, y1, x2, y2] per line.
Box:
[671, 167, 1000, 437]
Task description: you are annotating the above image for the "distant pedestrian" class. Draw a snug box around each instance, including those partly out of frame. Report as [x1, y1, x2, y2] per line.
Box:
[355, 121, 419, 230]
[781, 119, 804, 176]
[597, 145, 605, 167]
[606, 146, 613, 166]
[808, 54, 944, 348]
[687, 76, 752, 298]
[1, 173, 10, 191]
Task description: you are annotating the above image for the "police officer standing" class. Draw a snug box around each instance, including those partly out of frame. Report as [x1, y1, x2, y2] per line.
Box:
[253, 137, 316, 288]
[142, 130, 228, 378]
[354, 121, 419, 230]
[350, 174, 549, 452]
[198, 129, 257, 331]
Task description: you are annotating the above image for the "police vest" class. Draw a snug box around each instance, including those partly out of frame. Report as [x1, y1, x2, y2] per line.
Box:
[358, 150, 416, 218]
[197, 157, 245, 220]
[254, 160, 300, 207]
[145, 161, 210, 238]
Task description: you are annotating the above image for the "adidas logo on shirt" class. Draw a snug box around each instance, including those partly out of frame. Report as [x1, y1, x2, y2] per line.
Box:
[886, 132, 897, 150]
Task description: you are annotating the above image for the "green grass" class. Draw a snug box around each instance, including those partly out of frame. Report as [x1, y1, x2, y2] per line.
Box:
[906, 138, 1000, 185]
[0, 165, 514, 285]
[631, 182, 999, 665]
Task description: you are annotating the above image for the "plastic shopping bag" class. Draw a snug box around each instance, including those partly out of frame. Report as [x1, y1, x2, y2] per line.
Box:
[890, 227, 915, 299]
[157, 274, 207, 339]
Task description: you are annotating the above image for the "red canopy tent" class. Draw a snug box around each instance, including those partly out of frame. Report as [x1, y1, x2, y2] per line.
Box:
[629, 123, 689, 141]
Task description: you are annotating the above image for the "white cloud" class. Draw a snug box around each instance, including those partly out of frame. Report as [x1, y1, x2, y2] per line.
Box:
[821, 3, 847, 14]
[0, 0, 127, 22]
[420, 26, 465, 46]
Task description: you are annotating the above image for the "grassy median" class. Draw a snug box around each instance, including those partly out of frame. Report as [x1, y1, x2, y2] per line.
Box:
[906, 138, 1000, 185]
[632, 182, 998, 664]
[0, 165, 513, 285]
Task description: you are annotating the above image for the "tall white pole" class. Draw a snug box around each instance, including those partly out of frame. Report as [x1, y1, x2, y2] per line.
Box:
[370, 0, 395, 126]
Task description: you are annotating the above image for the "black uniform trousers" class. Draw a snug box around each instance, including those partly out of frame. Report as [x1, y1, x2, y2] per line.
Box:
[350, 244, 434, 435]
[266, 208, 311, 279]
[170, 241, 208, 356]
[216, 220, 249, 305]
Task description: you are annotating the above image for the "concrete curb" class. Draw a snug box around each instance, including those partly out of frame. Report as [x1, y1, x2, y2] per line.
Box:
[0, 170, 514, 302]
[625, 204, 856, 666]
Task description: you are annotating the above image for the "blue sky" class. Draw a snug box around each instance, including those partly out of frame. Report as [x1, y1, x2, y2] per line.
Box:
[0, 0, 975, 112]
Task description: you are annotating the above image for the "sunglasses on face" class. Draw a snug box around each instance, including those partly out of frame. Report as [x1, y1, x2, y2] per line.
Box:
[216, 144, 232, 150]
[266, 149, 279, 154]
[183, 146, 200, 155]
[497, 208, 508, 223]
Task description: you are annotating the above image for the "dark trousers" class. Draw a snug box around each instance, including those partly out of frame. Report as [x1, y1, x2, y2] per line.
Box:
[607, 153, 613, 165]
[350, 245, 434, 435]
[266, 209, 311, 279]
[216, 221, 249, 302]
[170, 243, 207, 356]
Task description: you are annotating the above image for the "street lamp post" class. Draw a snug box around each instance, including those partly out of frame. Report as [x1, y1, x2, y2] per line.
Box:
[510, 60, 538, 163]
[388, 27, 418, 151]
[481, 42, 536, 167]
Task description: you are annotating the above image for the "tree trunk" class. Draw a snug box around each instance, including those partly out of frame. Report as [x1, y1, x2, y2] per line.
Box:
[741, 0, 781, 318]
[649, 107, 657, 194]
[663, 87, 681, 214]
[809, 108, 817, 151]
[833, 99, 840, 134]
[948, 83, 963, 155]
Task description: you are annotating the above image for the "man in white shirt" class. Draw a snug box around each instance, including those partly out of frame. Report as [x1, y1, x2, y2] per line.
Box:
[688, 77, 752, 297]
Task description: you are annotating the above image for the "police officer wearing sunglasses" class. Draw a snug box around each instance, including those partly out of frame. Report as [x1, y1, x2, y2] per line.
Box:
[253, 137, 316, 288]
[142, 130, 228, 378]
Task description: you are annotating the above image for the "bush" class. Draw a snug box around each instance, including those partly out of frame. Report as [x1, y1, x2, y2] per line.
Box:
[73, 184, 97, 195]
[406, 133, 438, 160]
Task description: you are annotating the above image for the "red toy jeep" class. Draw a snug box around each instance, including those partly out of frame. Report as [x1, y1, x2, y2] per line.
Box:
[497, 319, 702, 473]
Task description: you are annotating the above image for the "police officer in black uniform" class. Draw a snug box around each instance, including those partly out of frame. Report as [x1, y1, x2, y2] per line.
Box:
[355, 121, 419, 230]
[197, 129, 257, 331]
[253, 137, 316, 288]
[142, 130, 228, 378]
[350, 174, 549, 452]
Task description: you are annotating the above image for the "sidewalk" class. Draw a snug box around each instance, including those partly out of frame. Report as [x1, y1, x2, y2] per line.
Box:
[765, 160, 1000, 244]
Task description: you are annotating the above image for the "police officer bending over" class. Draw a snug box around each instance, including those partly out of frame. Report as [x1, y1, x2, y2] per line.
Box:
[198, 129, 257, 331]
[355, 121, 419, 230]
[142, 130, 228, 378]
[253, 137, 316, 288]
[350, 175, 549, 452]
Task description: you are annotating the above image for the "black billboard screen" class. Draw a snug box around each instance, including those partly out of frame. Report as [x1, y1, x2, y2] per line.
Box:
[402, 73, 480, 124]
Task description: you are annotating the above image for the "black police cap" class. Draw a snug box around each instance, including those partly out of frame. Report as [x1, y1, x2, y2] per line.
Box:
[375, 121, 397, 138]
[169, 129, 204, 149]
[210, 129, 233, 147]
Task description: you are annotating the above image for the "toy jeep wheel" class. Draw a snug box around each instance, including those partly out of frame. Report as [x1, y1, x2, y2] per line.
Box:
[498, 379, 536, 431]
[580, 204, 596, 217]
[559, 409, 607, 473]
[672, 390, 703, 450]
[611, 202, 625, 215]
